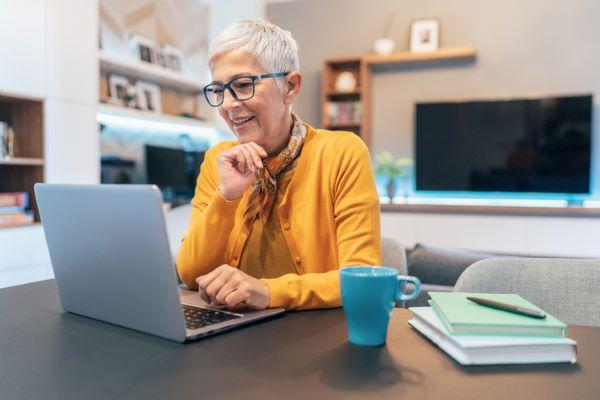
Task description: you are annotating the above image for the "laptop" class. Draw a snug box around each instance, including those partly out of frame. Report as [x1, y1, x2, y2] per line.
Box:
[34, 183, 284, 342]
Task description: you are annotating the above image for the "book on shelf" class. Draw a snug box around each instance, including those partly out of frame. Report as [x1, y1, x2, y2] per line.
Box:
[324, 101, 361, 125]
[409, 306, 577, 366]
[0, 192, 29, 208]
[0, 210, 34, 227]
[428, 292, 567, 337]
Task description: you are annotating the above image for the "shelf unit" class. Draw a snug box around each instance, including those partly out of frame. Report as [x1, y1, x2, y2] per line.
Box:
[98, 50, 211, 130]
[321, 46, 477, 148]
[321, 57, 364, 139]
[0, 93, 44, 225]
[99, 51, 204, 94]
[97, 103, 216, 137]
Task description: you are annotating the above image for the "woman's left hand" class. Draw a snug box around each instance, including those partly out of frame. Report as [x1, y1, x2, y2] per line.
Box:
[196, 265, 271, 310]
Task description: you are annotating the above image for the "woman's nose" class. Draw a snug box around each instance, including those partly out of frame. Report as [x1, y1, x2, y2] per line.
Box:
[221, 89, 240, 111]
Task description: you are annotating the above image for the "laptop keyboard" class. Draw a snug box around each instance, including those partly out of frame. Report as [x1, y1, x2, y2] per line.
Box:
[182, 304, 241, 330]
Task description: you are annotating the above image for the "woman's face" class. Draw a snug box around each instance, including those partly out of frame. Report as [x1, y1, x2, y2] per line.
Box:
[211, 51, 294, 155]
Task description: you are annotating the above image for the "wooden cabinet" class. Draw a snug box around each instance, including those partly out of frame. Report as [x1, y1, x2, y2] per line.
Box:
[321, 46, 477, 149]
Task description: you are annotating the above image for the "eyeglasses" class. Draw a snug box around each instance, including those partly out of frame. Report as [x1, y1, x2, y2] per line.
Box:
[203, 72, 290, 107]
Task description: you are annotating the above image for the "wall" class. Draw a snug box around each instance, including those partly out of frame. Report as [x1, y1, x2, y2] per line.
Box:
[0, 0, 99, 288]
[267, 0, 600, 256]
[267, 0, 600, 192]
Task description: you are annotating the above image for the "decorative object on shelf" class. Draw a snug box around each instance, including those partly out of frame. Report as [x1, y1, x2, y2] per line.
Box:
[409, 18, 440, 53]
[136, 81, 162, 113]
[155, 47, 169, 68]
[130, 34, 157, 64]
[108, 74, 132, 107]
[334, 71, 357, 93]
[0, 123, 17, 158]
[373, 12, 396, 55]
[0, 121, 8, 158]
[163, 45, 185, 72]
[7, 126, 16, 158]
[374, 152, 412, 201]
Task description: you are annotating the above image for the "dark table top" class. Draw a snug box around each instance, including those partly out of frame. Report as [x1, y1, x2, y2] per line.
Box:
[1, 280, 598, 400]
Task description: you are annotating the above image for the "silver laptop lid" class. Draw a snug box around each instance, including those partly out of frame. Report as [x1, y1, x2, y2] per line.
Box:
[35, 184, 187, 342]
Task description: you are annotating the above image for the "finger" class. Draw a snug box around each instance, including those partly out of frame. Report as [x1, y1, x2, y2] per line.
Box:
[245, 144, 265, 169]
[237, 145, 257, 173]
[205, 268, 235, 302]
[196, 269, 222, 291]
[196, 286, 211, 304]
[248, 142, 268, 159]
[222, 148, 248, 174]
[214, 274, 243, 304]
[232, 149, 249, 174]
[224, 287, 250, 309]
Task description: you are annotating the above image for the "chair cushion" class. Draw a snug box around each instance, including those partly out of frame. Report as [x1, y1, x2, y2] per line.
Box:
[407, 243, 496, 286]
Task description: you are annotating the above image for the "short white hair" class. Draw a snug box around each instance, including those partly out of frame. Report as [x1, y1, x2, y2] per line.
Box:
[208, 19, 300, 76]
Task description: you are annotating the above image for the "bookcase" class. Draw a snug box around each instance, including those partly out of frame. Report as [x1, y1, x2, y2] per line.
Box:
[321, 57, 369, 144]
[321, 46, 477, 149]
[0, 93, 44, 224]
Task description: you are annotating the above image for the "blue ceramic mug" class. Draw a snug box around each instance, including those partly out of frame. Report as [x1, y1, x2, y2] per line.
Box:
[340, 266, 421, 346]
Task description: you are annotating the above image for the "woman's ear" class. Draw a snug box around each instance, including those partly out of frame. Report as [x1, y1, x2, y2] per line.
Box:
[284, 71, 302, 105]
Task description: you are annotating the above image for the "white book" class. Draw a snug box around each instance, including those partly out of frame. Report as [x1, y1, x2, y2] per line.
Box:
[408, 307, 577, 366]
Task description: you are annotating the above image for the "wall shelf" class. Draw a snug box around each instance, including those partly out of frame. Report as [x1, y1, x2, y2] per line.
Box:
[97, 103, 217, 140]
[0, 157, 44, 166]
[98, 51, 205, 94]
[363, 46, 477, 67]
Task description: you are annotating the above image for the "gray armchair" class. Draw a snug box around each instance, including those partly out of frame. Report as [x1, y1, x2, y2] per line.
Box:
[454, 257, 600, 327]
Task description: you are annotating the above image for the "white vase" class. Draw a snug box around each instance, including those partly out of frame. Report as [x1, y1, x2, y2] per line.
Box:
[373, 38, 395, 55]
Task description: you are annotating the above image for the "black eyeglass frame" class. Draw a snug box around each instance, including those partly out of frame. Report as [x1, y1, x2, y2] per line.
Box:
[203, 72, 290, 107]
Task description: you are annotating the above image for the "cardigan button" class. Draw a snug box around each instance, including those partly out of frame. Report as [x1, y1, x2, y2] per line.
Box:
[294, 256, 301, 264]
[283, 222, 290, 230]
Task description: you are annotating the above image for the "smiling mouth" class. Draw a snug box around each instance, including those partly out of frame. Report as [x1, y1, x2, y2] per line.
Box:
[232, 116, 255, 127]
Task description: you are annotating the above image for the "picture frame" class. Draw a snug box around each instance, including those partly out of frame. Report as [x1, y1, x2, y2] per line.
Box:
[409, 18, 440, 53]
[155, 47, 169, 69]
[130, 34, 157, 64]
[108, 75, 131, 106]
[162, 45, 185, 72]
[136, 81, 161, 113]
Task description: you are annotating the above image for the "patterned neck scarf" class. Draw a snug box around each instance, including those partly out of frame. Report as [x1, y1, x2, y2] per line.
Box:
[243, 113, 306, 224]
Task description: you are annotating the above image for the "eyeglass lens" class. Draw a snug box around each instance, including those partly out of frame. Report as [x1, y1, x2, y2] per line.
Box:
[205, 76, 255, 106]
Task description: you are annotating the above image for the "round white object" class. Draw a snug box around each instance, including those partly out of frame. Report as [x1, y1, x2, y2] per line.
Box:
[373, 38, 395, 55]
[334, 71, 357, 92]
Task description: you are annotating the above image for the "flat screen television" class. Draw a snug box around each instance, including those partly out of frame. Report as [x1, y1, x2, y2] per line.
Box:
[145, 145, 205, 199]
[415, 94, 593, 195]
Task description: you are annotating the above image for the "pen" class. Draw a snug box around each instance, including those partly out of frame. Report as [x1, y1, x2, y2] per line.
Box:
[466, 296, 547, 319]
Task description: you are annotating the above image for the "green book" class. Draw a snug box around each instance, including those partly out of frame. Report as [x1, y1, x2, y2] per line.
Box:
[428, 292, 567, 337]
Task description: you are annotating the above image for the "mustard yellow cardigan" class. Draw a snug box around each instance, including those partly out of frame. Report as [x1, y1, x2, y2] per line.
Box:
[176, 124, 382, 310]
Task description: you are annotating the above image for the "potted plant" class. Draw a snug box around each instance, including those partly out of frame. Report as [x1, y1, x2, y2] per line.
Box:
[374, 151, 412, 201]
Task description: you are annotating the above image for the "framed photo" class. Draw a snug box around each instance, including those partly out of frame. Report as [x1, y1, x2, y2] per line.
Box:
[130, 34, 157, 64]
[409, 19, 440, 53]
[136, 81, 161, 113]
[162, 45, 185, 72]
[155, 47, 169, 68]
[108, 75, 130, 106]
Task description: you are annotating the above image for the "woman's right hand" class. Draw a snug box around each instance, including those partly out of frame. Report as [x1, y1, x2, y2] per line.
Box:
[216, 142, 268, 200]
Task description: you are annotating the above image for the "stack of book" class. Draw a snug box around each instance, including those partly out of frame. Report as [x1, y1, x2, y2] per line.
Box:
[409, 292, 577, 365]
[323, 101, 361, 125]
[0, 192, 34, 228]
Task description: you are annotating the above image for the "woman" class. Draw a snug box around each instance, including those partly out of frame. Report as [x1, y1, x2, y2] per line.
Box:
[176, 19, 381, 310]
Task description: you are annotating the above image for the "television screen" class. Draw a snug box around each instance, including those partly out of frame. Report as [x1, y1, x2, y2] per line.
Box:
[145, 145, 205, 198]
[415, 94, 592, 195]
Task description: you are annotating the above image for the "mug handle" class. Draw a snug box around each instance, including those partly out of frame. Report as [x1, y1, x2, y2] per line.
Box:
[396, 275, 421, 302]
